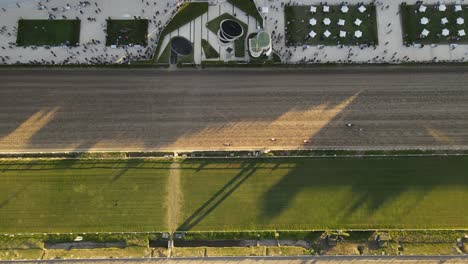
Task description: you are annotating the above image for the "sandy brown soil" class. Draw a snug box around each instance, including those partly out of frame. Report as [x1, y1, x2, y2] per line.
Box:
[1, 67, 468, 152]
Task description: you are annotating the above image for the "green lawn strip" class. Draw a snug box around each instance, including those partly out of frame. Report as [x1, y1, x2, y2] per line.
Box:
[16, 20, 80, 46]
[401, 4, 468, 44]
[42, 246, 151, 259]
[285, 5, 378, 46]
[400, 243, 459, 255]
[106, 19, 148, 46]
[182, 231, 276, 240]
[227, 0, 263, 25]
[206, 13, 248, 58]
[153, 3, 208, 62]
[201, 39, 220, 59]
[206, 246, 265, 256]
[0, 159, 170, 233]
[177, 157, 468, 230]
[266, 246, 309, 256]
[172, 247, 206, 257]
[0, 249, 44, 260]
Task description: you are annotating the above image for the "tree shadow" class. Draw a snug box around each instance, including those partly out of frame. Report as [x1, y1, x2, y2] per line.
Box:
[0, 69, 367, 153]
[177, 161, 257, 231]
[260, 156, 468, 223]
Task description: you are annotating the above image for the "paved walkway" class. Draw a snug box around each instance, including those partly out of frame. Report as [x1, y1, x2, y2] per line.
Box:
[2, 0, 468, 64]
[255, 0, 468, 63]
[0, 0, 179, 64]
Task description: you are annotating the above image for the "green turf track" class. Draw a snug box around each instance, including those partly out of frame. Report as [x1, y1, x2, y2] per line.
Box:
[0, 159, 170, 233]
[0, 156, 467, 233]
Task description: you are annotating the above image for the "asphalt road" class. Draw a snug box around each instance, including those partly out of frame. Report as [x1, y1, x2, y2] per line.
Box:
[1, 67, 468, 153]
[7, 256, 468, 264]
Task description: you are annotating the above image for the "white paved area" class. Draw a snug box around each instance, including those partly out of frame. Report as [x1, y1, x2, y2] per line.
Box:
[2, 0, 468, 64]
[256, 0, 468, 63]
[0, 0, 181, 64]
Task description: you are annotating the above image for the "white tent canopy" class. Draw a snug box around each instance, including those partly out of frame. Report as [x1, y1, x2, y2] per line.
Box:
[441, 17, 448, 25]
[323, 18, 331, 25]
[442, 28, 450, 36]
[309, 18, 317, 26]
[339, 30, 347, 37]
[438, 4, 446, 11]
[309, 30, 317, 38]
[341, 5, 349, 13]
[420, 17, 429, 25]
[310, 6, 317, 13]
[338, 19, 345, 26]
[323, 5, 330, 12]
[354, 30, 362, 38]
[458, 29, 466, 36]
[354, 18, 362, 26]
[419, 5, 427, 12]
[457, 17, 465, 25]
[455, 5, 462, 12]
[323, 30, 331, 38]
[358, 5, 367, 13]
[421, 28, 430, 37]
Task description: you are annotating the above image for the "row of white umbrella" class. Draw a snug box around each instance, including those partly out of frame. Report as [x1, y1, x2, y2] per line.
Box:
[420, 16, 464, 25]
[310, 4, 367, 14]
[420, 28, 466, 37]
[419, 4, 463, 12]
[309, 29, 363, 38]
[309, 18, 363, 26]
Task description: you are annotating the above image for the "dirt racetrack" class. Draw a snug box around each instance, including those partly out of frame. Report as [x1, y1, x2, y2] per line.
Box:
[1, 67, 468, 152]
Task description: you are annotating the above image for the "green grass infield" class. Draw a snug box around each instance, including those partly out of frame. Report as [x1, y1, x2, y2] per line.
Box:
[16, 19, 81, 46]
[106, 19, 148, 46]
[0, 156, 466, 233]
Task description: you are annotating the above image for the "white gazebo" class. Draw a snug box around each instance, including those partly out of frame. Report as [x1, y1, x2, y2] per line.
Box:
[441, 17, 448, 25]
[354, 30, 363, 38]
[338, 19, 345, 26]
[310, 6, 317, 13]
[358, 5, 367, 13]
[324, 30, 331, 38]
[354, 18, 362, 26]
[418, 5, 427, 12]
[341, 5, 349, 13]
[455, 5, 462, 12]
[420, 17, 429, 25]
[323, 5, 330, 13]
[323, 18, 331, 25]
[438, 4, 447, 11]
[421, 28, 430, 37]
[309, 18, 317, 26]
[339, 30, 347, 37]
[442, 28, 450, 36]
[458, 29, 466, 36]
[457, 17, 465, 25]
[309, 30, 317, 38]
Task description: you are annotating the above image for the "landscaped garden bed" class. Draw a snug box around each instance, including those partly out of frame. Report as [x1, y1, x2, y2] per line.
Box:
[16, 19, 80, 46]
[285, 4, 378, 46]
[401, 3, 468, 44]
[106, 19, 148, 46]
